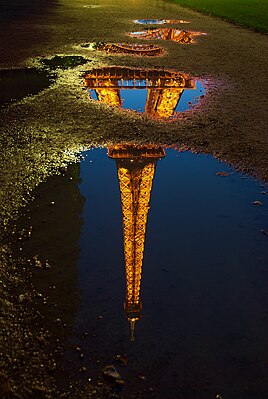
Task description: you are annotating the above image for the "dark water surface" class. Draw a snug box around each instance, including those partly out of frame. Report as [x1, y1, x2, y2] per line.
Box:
[0, 68, 55, 105]
[63, 147, 268, 399]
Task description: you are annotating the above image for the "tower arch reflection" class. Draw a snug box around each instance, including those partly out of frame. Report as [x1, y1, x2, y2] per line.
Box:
[83, 66, 199, 120]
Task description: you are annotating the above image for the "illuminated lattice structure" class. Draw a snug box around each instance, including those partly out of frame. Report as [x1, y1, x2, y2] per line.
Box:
[129, 29, 206, 44]
[146, 87, 184, 119]
[83, 66, 195, 119]
[95, 42, 163, 56]
[108, 145, 165, 340]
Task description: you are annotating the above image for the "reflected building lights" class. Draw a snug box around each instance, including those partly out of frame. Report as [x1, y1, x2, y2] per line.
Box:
[83, 66, 197, 120]
[94, 42, 163, 56]
[133, 19, 190, 25]
[129, 29, 206, 44]
[108, 144, 165, 340]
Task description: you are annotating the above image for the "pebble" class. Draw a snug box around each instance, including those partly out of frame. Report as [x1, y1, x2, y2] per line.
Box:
[18, 294, 29, 303]
[102, 365, 124, 385]
[114, 354, 128, 366]
[216, 171, 229, 177]
[252, 200, 262, 206]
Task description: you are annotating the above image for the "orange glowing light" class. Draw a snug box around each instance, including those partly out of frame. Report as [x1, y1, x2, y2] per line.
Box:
[129, 29, 206, 44]
[108, 144, 165, 339]
[95, 42, 163, 56]
[83, 66, 196, 120]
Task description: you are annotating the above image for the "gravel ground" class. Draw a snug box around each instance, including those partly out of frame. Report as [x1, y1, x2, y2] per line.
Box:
[0, 0, 267, 397]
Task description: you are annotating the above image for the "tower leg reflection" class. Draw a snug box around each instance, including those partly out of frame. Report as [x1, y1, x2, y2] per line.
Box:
[108, 145, 165, 340]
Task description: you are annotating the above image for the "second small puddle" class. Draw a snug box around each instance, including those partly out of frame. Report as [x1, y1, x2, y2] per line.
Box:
[129, 29, 206, 44]
[40, 55, 89, 71]
[83, 66, 205, 120]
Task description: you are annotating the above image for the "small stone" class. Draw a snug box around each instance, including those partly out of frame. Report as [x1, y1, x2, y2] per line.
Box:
[44, 260, 51, 269]
[261, 191, 267, 195]
[33, 255, 42, 268]
[114, 354, 128, 366]
[102, 365, 124, 385]
[216, 171, 229, 177]
[252, 200, 262, 206]
[18, 294, 27, 303]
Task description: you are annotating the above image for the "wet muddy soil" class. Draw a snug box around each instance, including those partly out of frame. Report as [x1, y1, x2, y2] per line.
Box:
[0, 0, 268, 397]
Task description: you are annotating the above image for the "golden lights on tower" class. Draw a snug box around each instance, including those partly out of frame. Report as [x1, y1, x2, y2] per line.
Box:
[108, 144, 165, 340]
[129, 29, 206, 44]
[94, 42, 163, 56]
[83, 66, 196, 120]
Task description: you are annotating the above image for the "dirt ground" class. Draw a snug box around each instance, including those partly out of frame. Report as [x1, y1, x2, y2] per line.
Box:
[0, 0, 267, 397]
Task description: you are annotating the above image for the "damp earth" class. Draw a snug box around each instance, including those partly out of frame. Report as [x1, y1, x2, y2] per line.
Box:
[0, 0, 268, 398]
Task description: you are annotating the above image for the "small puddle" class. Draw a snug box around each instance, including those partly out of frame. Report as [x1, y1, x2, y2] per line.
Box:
[133, 19, 190, 24]
[129, 29, 206, 44]
[40, 55, 89, 70]
[89, 42, 164, 56]
[83, 4, 103, 8]
[0, 68, 55, 106]
[20, 146, 268, 397]
[83, 66, 205, 120]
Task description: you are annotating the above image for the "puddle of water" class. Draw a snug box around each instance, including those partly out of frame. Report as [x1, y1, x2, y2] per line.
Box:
[133, 19, 190, 24]
[83, 4, 103, 8]
[61, 146, 267, 397]
[19, 145, 268, 397]
[129, 29, 206, 44]
[0, 68, 55, 106]
[83, 67, 205, 120]
[40, 55, 89, 70]
[92, 42, 164, 56]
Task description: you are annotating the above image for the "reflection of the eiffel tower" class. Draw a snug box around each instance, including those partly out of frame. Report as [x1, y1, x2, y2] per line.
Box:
[83, 67, 195, 120]
[129, 29, 206, 44]
[108, 144, 165, 340]
[95, 43, 163, 56]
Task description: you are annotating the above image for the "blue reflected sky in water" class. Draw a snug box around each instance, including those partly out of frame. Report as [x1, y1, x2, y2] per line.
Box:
[89, 80, 205, 115]
[134, 19, 167, 24]
[71, 148, 268, 398]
